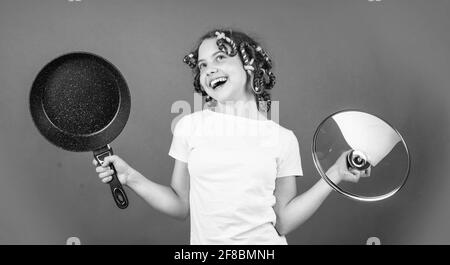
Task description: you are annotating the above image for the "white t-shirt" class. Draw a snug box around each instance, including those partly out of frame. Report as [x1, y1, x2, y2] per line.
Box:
[168, 109, 303, 245]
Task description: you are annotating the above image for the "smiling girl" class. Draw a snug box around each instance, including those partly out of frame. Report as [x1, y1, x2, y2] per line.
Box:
[93, 28, 366, 245]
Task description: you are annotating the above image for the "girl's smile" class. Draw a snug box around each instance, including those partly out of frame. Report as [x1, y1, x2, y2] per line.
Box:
[209, 76, 228, 90]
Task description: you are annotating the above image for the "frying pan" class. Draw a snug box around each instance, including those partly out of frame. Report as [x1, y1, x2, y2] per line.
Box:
[29, 52, 130, 209]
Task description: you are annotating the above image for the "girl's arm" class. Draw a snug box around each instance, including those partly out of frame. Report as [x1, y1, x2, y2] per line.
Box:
[273, 151, 365, 236]
[273, 175, 333, 236]
[127, 159, 190, 220]
[96, 156, 190, 220]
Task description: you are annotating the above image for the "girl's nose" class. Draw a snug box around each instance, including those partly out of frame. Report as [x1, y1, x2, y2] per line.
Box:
[206, 67, 218, 76]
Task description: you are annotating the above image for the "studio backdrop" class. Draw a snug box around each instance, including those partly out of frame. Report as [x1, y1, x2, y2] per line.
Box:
[0, 0, 449, 244]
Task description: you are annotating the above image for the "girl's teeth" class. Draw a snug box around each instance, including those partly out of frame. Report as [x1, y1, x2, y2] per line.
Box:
[210, 77, 227, 88]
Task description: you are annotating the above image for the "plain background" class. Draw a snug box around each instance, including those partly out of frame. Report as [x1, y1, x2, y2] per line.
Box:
[0, 0, 449, 244]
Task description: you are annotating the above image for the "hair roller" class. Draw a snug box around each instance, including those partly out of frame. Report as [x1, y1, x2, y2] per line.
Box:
[255, 46, 272, 69]
[239, 42, 257, 72]
[266, 70, 276, 90]
[239, 42, 253, 66]
[183, 53, 197, 69]
[252, 68, 265, 95]
[215, 31, 238, 57]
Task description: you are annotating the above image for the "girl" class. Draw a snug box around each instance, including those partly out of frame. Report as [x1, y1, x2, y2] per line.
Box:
[93, 29, 366, 245]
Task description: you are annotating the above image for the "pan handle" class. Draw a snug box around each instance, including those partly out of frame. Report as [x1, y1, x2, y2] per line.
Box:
[93, 145, 129, 209]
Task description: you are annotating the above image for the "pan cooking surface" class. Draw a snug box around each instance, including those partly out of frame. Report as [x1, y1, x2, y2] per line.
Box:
[30, 52, 131, 152]
[42, 57, 120, 135]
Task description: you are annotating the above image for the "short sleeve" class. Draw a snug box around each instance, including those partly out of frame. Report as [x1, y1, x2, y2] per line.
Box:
[277, 131, 303, 178]
[168, 115, 192, 163]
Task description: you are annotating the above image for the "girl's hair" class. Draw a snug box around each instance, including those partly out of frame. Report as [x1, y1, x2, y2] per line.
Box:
[183, 28, 275, 112]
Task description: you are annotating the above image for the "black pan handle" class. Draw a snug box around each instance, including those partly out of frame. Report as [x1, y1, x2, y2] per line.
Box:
[93, 145, 129, 209]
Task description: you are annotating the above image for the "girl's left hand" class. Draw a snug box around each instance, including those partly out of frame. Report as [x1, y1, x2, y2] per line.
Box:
[325, 150, 371, 184]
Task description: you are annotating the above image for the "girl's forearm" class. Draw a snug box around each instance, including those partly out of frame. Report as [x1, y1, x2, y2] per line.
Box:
[126, 170, 189, 220]
[276, 176, 337, 236]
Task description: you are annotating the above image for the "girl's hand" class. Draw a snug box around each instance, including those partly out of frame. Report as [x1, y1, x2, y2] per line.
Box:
[92, 155, 136, 186]
[325, 150, 371, 184]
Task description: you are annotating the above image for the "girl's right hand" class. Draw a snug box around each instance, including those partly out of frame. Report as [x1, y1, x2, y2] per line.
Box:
[326, 150, 371, 184]
[92, 155, 135, 186]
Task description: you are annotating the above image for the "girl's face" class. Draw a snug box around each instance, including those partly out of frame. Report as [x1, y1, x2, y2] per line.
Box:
[197, 38, 250, 103]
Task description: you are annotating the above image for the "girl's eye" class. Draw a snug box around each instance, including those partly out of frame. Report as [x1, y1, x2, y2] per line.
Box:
[216, 55, 226, 62]
[198, 63, 206, 70]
